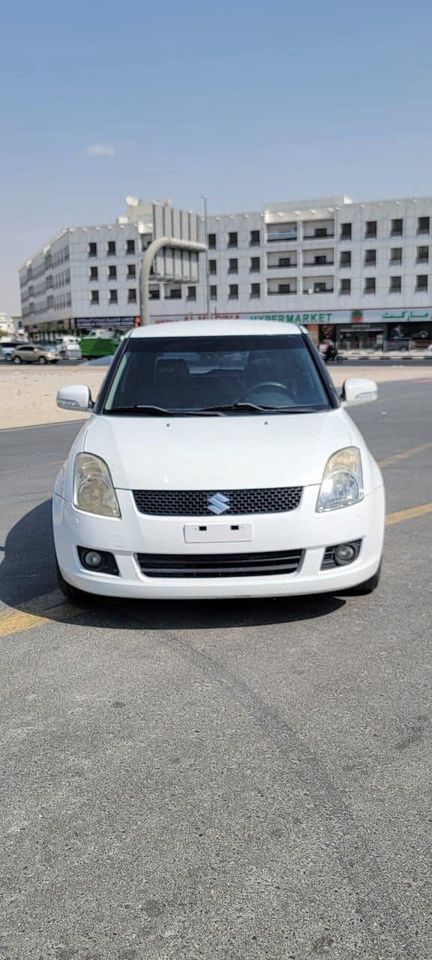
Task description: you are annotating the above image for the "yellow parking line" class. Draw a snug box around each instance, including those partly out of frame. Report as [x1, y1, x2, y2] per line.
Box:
[0, 609, 50, 638]
[386, 502, 432, 526]
[0, 591, 77, 639]
[379, 442, 432, 468]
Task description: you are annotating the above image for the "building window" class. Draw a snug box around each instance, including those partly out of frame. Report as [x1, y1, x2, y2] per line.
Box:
[187, 285, 197, 301]
[250, 229, 260, 246]
[149, 286, 160, 300]
[209, 259, 217, 275]
[228, 232, 238, 248]
[126, 238, 135, 254]
[365, 220, 377, 238]
[364, 249, 376, 265]
[108, 265, 117, 280]
[364, 277, 376, 294]
[90, 290, 99, 304]
[89, 266, 98, 280]
[88, 242, 97, 257]
[390, 248, 402, 264]
[391, 218, 403, 237]
[417, 246, 429, 263]
[109, 289, 118, 303]
[107, 240, 116, 256]
[228, 283, 239, 299]
[250, 282, 260, 298]
[389, 276, 402, 293]
[166, 288, 181, 300]
[250, 256, 260, 272]
[340, 251, 351, 267]
[210, 285, 217, 300]
[339, 278, 351, 295]
[340, 222, 352, 240]
[228, 258, 238, 274]
[127, 288, 137, 303]
[416, 275, 428, 291]
[208, 233, 216, 249]
[277, 257, 293, 267]
[278, 283, 294, 294]
[417, 216, 430, 235]
[127, 264, 136, 278]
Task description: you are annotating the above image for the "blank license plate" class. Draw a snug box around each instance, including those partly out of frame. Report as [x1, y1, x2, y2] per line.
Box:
[184, 523, 253, 544]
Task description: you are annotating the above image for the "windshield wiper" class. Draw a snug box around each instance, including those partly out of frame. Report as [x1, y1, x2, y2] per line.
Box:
[196, 402, 321, 414]
[108, 404, 175, 415]
[197, 402, 271, 414]
[107, 404, 225, 416]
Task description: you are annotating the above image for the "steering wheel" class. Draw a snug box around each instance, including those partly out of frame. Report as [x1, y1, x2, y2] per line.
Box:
[244, 381, 291, 400]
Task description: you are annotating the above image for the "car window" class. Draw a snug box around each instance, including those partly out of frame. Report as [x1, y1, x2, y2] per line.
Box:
[103, 334, 331, 415]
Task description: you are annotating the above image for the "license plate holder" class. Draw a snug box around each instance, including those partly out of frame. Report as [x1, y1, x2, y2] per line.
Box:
[184, 522, 253, 544]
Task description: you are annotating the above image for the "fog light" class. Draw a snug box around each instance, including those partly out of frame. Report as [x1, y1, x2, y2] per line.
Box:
[334, 543, 357, 566]
[84, 550, 102, 569]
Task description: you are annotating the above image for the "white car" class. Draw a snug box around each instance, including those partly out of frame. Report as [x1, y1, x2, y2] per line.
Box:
[53, 321, 385, 602]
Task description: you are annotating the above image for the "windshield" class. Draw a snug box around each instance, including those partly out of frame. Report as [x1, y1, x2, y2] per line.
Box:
[102, 334, 331, 415]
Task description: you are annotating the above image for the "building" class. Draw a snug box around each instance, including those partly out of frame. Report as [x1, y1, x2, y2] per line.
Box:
[20, 194, 432, 348]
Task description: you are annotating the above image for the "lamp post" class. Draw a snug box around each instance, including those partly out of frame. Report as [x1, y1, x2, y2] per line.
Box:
[201, 195, 210, 321]
[139, 237, 207, 326]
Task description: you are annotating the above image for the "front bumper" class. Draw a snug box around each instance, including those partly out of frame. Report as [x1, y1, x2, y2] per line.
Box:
[53, 485, 385, 599]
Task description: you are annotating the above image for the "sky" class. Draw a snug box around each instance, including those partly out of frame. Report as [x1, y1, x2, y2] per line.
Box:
[1, 0, 432, 314]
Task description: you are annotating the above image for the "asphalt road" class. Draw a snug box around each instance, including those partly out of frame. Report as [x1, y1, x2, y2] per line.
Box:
[1, 381, 432, 960]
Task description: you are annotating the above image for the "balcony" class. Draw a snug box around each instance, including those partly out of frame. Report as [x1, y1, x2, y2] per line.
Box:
[303, 219, 335, 241]
[267, 255, 297, 269]
[303, 275, 334, 294]
[266, 223, 297, 243]
[267, 279, 297, 296]
[303, 249, 334, 268]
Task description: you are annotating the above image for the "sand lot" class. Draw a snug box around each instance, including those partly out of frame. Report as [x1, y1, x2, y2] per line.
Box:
[1, 362, 432, 429]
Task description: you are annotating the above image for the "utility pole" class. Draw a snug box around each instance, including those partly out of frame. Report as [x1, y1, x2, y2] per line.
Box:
[201, 195, 210, 320]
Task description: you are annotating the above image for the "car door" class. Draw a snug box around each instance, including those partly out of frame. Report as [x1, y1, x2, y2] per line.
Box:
[21, 346, 37, 362]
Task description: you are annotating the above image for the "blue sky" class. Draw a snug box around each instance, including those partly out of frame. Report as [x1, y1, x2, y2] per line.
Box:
[1, 0, 432, 313]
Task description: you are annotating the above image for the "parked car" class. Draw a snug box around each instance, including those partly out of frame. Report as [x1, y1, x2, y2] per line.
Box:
[0, 340, 21, 361]
[11, 343, 59, 364]
[53, 320, 385, 603]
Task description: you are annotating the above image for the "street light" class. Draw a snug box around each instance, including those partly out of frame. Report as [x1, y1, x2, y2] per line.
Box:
[201, 195, 210, 321]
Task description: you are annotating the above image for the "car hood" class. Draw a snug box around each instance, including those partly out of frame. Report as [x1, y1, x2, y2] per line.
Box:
[81, 410, 356, 489]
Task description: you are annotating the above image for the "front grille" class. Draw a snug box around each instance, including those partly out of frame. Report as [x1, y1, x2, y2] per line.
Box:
[137, 549, 304, 578]
[133, 487, 303, 517]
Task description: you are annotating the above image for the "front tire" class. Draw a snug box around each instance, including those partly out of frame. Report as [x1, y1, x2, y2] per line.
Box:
[13, 356, 22, 364]
[349, 561, 382, 596]
[56, 561, 96, 604]
[38, 356, 47, 364]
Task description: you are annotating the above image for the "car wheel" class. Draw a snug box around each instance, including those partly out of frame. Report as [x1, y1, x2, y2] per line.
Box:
[56, 561, 96, 605]
[348, 561, 382, 596]
[38, 356, 47, 364]
[13, 356, 22, 364]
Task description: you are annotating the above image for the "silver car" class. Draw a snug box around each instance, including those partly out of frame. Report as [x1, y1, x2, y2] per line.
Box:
[10, 343, 59, 365]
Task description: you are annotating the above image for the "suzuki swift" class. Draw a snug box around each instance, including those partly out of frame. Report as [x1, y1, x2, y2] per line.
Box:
[53, 321, 385, 601]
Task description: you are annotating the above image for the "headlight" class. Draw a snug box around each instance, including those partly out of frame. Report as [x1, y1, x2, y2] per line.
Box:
[73, 453, 121, 518]
[316, 447, 363, 512]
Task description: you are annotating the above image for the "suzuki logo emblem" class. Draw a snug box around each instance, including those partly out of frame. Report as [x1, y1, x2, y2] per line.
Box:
[207, 492, 230, 515]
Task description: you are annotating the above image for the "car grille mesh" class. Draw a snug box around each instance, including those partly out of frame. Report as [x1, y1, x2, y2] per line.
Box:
[136, 549, 304, 578]
[132, 487, 303, 516]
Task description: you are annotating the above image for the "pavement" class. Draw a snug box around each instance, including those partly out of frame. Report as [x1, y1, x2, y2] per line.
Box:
[1, 381, 432, 959]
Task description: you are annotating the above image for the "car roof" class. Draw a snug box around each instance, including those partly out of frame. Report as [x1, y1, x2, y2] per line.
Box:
[128, 320, 302, 339]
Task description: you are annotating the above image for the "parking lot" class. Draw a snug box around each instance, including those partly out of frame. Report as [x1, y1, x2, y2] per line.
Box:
[1, 379, 432, 959]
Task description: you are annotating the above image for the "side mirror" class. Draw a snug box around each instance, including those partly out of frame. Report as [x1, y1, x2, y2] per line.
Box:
[341, 378, 378, 406]
[57, 384, 93, 411]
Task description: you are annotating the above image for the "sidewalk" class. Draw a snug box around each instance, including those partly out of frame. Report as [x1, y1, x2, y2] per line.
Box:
[339, 348, 432, 360]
